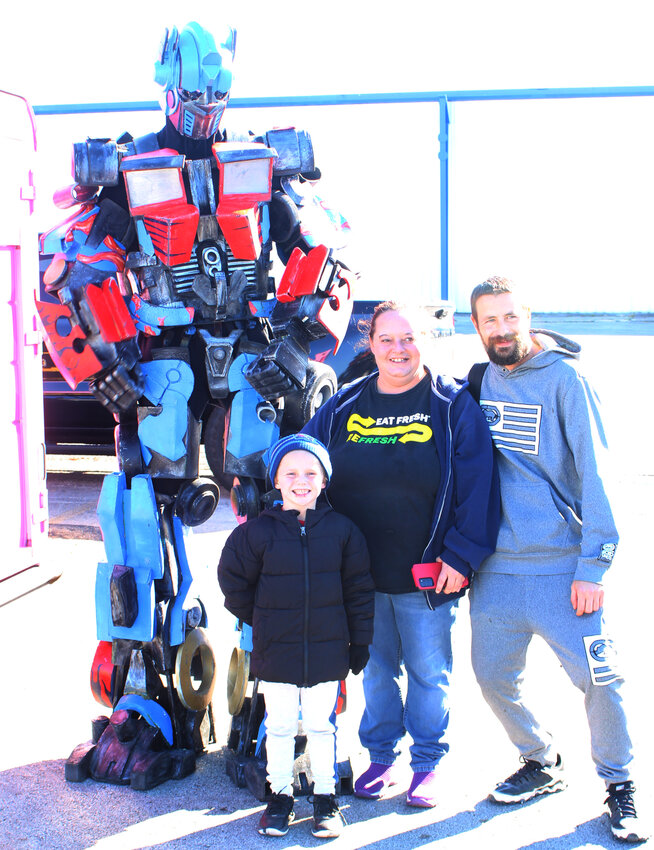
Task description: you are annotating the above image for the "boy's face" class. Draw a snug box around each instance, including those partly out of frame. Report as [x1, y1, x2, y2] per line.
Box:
[274, 449, 326, 518]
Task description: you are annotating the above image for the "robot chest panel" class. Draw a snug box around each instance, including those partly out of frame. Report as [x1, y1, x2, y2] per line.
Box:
[123, 155, 266, 270]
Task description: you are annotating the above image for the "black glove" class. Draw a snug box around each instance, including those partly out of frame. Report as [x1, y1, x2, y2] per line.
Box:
[349, 644, 370, 675]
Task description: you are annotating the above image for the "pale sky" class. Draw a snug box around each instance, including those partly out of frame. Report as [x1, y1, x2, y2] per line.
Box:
[4, 0, 654, 106]
[4, 0, 654, 311]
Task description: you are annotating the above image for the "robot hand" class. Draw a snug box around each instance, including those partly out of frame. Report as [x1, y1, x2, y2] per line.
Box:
[90, 362, 144, 415]
[243, 337, 309, 401]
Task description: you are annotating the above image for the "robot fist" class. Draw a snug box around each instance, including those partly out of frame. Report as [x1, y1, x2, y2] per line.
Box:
[243, 337, 308, 401]
[90, 363, 144, 415]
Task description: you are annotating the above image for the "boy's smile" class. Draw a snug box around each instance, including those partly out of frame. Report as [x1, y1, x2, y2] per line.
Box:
[274, 449, 327, 520]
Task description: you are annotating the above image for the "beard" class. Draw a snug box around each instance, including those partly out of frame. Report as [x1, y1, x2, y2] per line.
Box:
[485, 333, 531, 367]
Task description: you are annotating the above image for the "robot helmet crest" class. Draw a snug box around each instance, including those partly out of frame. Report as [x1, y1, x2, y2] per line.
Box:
[154, 21, 237, 140]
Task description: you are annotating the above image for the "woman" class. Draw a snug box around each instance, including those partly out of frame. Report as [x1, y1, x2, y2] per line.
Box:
[303, 301, 499, 808]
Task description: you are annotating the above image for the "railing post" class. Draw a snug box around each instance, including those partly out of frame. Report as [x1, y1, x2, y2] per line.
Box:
[438, 96, 450, 302]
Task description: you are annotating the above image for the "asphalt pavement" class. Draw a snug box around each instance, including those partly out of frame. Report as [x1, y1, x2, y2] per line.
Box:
[1, 324, 653, 849]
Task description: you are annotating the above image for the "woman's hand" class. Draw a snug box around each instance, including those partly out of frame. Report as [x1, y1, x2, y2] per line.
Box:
[435, 561, 467, 594]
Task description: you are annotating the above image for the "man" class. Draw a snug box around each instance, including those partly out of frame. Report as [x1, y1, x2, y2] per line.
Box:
[468, 276, 648, 844]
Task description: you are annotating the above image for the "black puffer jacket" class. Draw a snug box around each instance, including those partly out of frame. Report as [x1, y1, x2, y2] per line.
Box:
[218, 502, 374, 687]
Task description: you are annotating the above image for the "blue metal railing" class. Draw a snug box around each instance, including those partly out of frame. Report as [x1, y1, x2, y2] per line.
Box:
[31, 86, 654, 114]
[34, 87, 654, 301]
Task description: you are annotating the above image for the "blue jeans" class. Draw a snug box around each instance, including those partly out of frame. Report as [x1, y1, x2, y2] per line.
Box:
[359, 590, 458, 772]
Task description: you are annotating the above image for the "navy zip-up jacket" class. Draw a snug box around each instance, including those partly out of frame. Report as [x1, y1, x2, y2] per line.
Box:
[303, 369, 500, 605]
[218, 502, 374, 686]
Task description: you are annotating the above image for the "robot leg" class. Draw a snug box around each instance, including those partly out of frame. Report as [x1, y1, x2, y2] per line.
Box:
[65, 361, 219, 789]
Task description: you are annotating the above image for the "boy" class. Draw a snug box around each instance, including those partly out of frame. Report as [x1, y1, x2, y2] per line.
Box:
[218, 434, 374, 838]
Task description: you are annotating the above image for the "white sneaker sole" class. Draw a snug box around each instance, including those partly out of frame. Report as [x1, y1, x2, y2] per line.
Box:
[258, 812, 295, 836]
[312, 828, 342, 839]
[609, 820, 651, 843]
[490, 779, 567, 804]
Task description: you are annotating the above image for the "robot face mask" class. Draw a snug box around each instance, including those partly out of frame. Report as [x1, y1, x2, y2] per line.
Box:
[155, 21, 236, 140]
[174, 86, 231, 140]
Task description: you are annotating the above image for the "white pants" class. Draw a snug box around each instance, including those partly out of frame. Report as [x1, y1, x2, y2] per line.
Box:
[262, 680, 340, 796]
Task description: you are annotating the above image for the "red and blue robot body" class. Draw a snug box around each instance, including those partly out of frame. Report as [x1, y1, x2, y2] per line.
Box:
[37, 22, 355, 789]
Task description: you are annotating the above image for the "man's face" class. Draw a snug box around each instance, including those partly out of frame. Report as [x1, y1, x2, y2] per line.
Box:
[472, 292, 533, 369]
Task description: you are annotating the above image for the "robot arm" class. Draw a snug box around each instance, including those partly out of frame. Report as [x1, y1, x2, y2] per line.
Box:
[37, 173, 144, 414]
[243, 127, 355, 402]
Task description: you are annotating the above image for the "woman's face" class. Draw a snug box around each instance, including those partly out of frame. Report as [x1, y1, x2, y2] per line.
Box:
[369, 310, 426, 392]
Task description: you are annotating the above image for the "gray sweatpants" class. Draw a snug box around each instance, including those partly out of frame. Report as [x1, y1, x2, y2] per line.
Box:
[469, 572, 633, 785]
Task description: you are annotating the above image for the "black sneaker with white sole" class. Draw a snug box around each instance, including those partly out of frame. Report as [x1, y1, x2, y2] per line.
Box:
[311, 794, 346, 839]
[606, 781, 650, 843]
[258, 793, 295, 837]
[490, 754, 566, 803]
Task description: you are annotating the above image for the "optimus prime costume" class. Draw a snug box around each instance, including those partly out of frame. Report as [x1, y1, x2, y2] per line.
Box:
[37, 22, 355, 791]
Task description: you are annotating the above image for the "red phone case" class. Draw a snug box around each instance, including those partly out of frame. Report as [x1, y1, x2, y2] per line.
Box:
[411, 561, 469, 590]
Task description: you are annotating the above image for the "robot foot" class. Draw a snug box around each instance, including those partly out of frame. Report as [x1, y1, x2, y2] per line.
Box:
[65, 709, 196, 790]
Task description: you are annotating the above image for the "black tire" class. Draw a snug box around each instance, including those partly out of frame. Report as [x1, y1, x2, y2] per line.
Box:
[226, 693, 266, 756]
[283, 361, 337, 431]
[203, 405, 234, 491]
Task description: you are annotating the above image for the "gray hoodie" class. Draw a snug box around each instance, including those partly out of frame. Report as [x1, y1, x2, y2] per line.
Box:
[478, 330, 618, 583]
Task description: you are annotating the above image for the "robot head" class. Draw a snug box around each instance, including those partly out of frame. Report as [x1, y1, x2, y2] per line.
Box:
[154, 21, 236, 140]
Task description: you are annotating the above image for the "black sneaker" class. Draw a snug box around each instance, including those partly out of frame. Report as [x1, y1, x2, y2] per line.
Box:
[606, 781, 650, 843]
[258, 793, 295, 837]
[311, 794, 346, 839]
[489, 754, 566, 803]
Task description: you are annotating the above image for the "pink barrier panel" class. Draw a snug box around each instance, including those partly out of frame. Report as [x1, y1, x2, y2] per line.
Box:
[1, 90, 56, 606]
